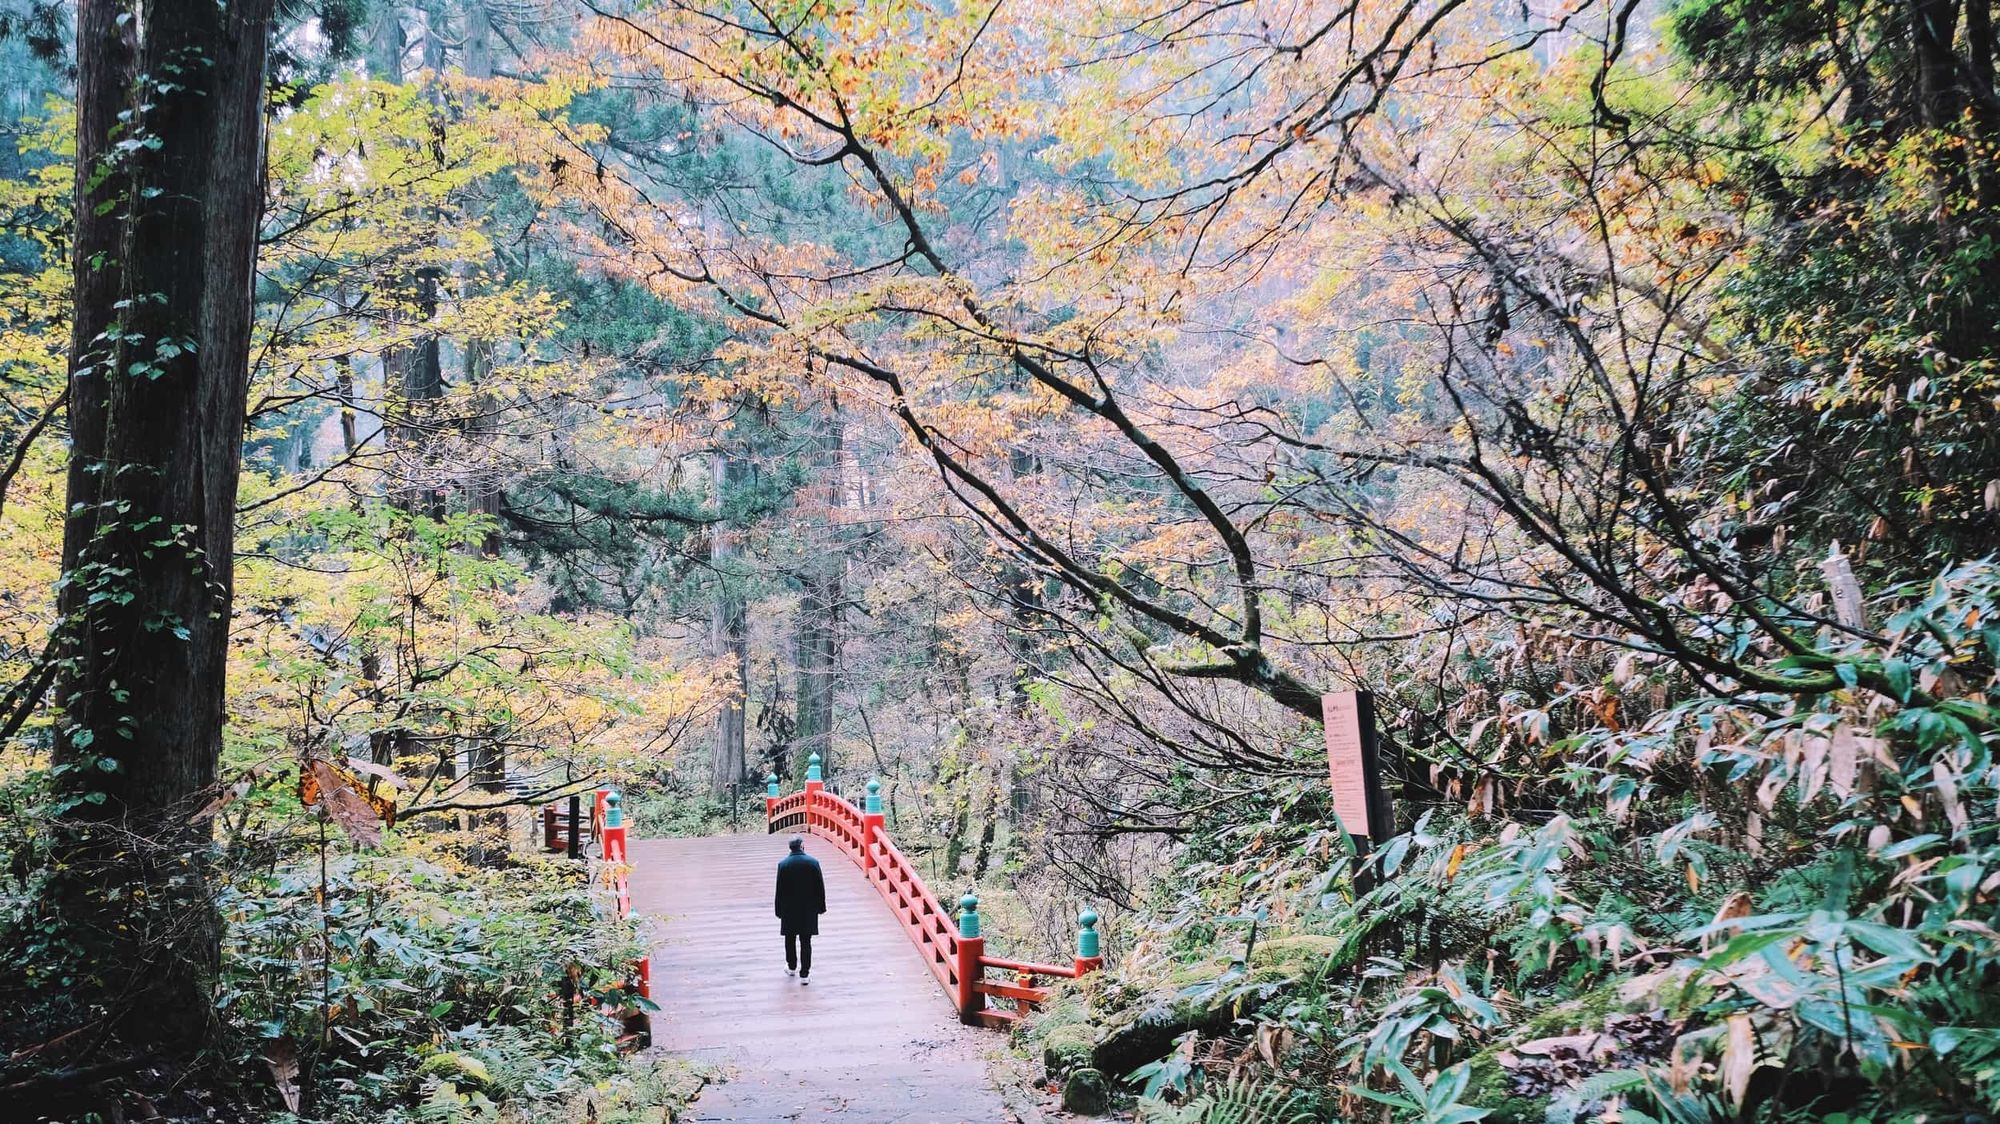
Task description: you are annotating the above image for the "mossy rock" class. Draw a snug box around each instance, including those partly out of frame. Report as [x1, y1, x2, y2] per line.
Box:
[1248, 934, 1346, 982]
[1024, 983, 1095, 1041]
[1163, 958, 1233, 990]
[1616, 964, 1712, 1018]
[417, 1051, 495, 1096]
[1042, 1025, 1097, 1080]
[1062, 1068, 1113, 1115]
[1091, 998, 1233, 1080]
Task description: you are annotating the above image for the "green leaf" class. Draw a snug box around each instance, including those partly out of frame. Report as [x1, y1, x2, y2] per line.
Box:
[1884, 657, 1913, 701]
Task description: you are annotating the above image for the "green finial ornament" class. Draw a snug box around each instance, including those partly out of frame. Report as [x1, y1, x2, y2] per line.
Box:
[1078, 909, 1100, 958]
[604, 790, 624, 828]
[865, 778, 882, 813]
[766, 772, 780, 798]
[806, 752, 823, 782]
[958, 892, 981, 938]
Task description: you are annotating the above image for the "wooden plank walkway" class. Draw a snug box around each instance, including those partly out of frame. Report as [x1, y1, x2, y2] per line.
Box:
[626, 834, 1014, 1122]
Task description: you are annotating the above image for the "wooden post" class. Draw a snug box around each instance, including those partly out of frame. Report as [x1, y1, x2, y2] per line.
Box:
[765, 772, 779, 827]
[542, 803, 558, 852]
[566, 795, 581, 860]
[956, 893, 984, 1024]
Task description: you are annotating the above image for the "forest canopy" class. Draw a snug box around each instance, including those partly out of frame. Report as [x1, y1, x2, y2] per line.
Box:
[1, 0, 1998, 1120]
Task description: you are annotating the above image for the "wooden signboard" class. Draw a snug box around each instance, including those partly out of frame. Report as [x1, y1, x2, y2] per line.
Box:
[1323, 690, 1394, 840]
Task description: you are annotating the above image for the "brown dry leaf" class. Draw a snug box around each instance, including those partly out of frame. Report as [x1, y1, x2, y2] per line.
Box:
[1828, 727, 1860, 799]
[1934, 759, 1969, 835]
[1256, 1022, 1291, 1069]
[1705, 891, 1755, 951]
[303, 758, 388, 846]
[262, 1037, 300, 1112]
[1799, 736, 1830, 804]
[1468, 775, 1501, 818]
[1668, 1033, 1703, 1095]
[1755, 769, 1787, 812]
[1722, 1015, 1758, 1107]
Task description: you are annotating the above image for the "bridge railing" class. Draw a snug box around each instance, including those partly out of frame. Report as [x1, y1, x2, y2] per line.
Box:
[766, 754, 1102, 1029]
[540, 788, 650, 1047]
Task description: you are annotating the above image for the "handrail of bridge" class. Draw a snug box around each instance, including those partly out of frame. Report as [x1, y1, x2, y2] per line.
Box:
[766, 754, 1103, 1029]
[541, 787, 650, 1047]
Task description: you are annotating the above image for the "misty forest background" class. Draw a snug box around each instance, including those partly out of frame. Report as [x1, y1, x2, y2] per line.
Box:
[2, 0, 1999, 1120]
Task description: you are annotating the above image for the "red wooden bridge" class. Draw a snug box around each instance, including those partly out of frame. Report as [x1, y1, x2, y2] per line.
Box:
[764, 764, 1103, 1028]
[606, 756, 1102, 1120]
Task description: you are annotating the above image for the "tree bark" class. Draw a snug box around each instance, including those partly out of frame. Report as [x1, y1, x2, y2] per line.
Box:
[47, 0, 273, 1058]
[1000, 448, 1042, 715]
[794, 393, 843, 779]
[368, 2, 405, 85]
[709, 450, 749, 797]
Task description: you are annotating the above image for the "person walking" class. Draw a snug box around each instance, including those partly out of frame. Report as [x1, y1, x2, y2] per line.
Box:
[774, 836, 826, 983]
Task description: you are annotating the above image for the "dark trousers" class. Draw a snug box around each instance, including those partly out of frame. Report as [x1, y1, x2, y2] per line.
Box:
[785, 933, 813, 975]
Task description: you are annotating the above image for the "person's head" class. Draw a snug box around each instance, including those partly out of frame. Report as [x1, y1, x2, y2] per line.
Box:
[788, 836, 805, 854]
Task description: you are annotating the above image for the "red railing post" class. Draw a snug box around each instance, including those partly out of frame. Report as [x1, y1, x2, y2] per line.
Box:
[861, 778, 885, 879]
[602, 793, 628, 867]
[955, 893, 984, 1024]
[603, 791, 632, 919]
[596, 787, 649, 1049]
[803, 751, 824, 834]
[764, 772, 779, 826]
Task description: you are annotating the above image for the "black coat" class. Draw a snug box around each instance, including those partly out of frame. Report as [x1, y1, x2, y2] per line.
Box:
[774, 851, 826, 936]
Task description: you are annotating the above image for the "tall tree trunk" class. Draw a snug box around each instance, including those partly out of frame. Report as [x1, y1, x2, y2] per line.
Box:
[1000, 448, 1042, 715]
[388, 266, 445, 518]
[367, 1, 447, 520]
[971, 765, 1001, 879]
[462, 339, 503, 555]
[709, 451, 749, 797]
[47, 0, 273, 1057]
[463, 2, 496, 80]
[368, 2, 405, 84]
[794, 393, 843, 779]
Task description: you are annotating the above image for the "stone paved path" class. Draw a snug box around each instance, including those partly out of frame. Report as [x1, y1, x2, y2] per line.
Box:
[626, 834, 1014, 1122]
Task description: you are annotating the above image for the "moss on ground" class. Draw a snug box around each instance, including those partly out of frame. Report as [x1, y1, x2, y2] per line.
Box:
[1248, 934, 1345, 982]
[1043, 1024, 1097, 1079]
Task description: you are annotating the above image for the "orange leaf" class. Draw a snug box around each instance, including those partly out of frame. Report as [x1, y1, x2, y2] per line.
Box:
[1445, 842, 1470, 882]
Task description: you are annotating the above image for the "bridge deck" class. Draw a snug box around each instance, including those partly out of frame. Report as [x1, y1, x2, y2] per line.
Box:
[626, 834, 1012, 1122]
